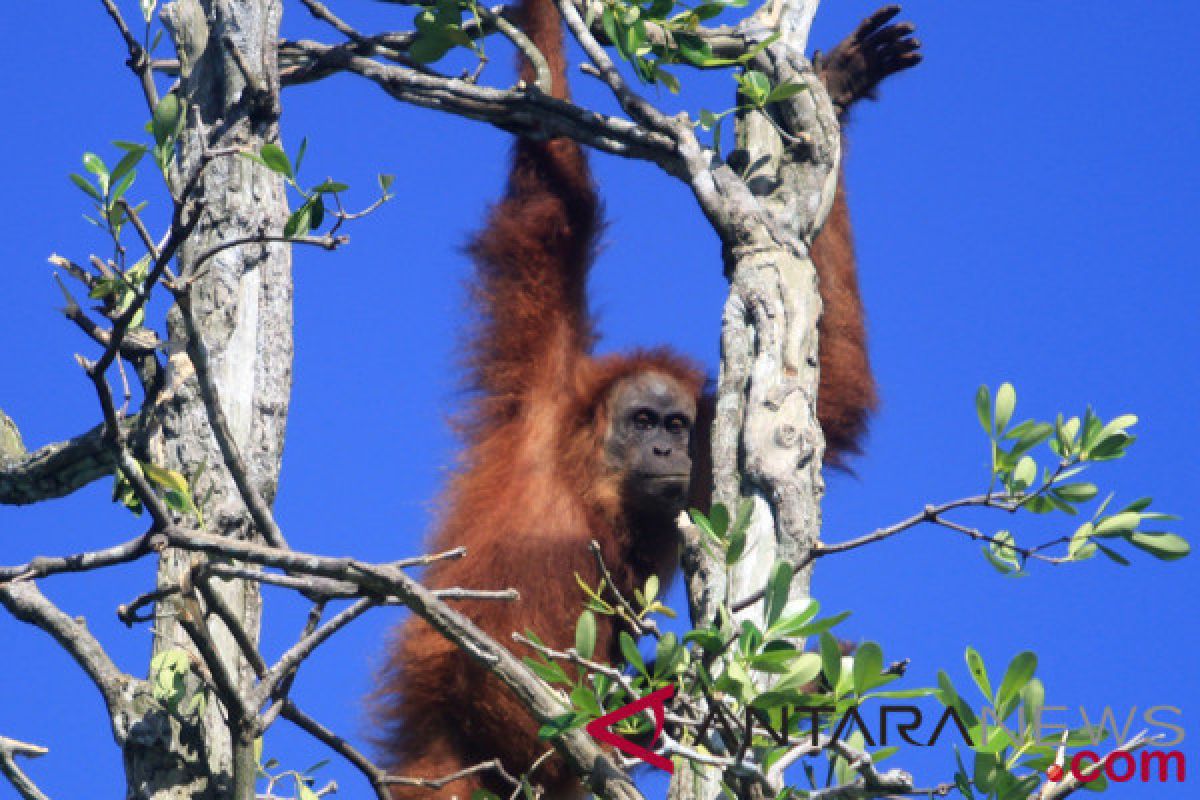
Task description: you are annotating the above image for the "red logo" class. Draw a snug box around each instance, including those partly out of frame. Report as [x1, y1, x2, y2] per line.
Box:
[585, 685, 675, 773]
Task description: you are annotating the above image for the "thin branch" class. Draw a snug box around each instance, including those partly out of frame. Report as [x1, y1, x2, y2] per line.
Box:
[0, 419, 136, 506]
[175, 583, 252, 724]
[553, 0, 678, 137]
[0, 530, 159, 583]
[588, 539, 657, 637]
[0, 581, 128, 715]
[252, 597, 379, 722]
[98, 0, 159, 111]
[0, 737, 50, 800]
[159, 527, 644, 800]
[280, 40, 676, 164]
[382, 759, 520, 791]
[279, 702, 392, 800]
[804, 495, 1059, 567]
[1036, 732, 1161, 800]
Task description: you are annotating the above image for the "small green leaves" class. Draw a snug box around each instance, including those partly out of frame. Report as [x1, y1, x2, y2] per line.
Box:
[259, 143, 293, 179]
[983, 531, 1022, 575]
[378, 173, 396, 196]
[1128, 532, 1190, 561]
[819, 632, 842, 692]
[140, 460, 204, 525]
[965, 647, 992, 702]
[851, 641, 884, 694]
[152, 93, 183, 147]
[150, 648, 191, 711]
[575, 610, 596, 659]
[618, 631, 646, 676]
[408, 0, 475, 64]
[736, 70, 771, 106]
[975, 384, 992, 434]
[763, 559, 792, 628]
[994, 382, 1016, 434]
[765, 80, 808, 104]
[994, 651, 1037, 720]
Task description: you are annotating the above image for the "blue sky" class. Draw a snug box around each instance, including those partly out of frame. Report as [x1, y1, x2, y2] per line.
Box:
[0, 1, 1197, 798]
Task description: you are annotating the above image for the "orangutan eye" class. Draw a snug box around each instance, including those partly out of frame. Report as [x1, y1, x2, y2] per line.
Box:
[632, 409, 657, 430]
[665, 414, 690, 434]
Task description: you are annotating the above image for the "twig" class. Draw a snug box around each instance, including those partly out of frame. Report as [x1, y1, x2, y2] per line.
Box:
[0, 530, 159, 583]
[98, 0, 159, 111]
[279, 702, 392, 800]
[0, 581, 128, 715]
[587, 539, 657, 637]
[0, 737, 50, 800]
[552, 0, 678, 137]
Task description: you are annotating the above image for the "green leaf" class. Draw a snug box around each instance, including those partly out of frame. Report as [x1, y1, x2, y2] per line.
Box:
[965, 647, 992, 702]
[852, 641, 883, 694]
[726, 519, 747, 564]
[69, 173, 103, 202]
[643, 574, 659, 605]
[523, 656, 569, 685]
[1054, 482, 1098, 502]
[1128, 532, 1190, 561]
[575, 610, 596, 659]
[984, 531, 1021, 574]
[1069, 522, 1096, 561]
[994, 651, 1037, 715]
[675, 33, 713, 66]
[83, 151, 109, 181]
[110, 148, 145, 189]
[601, 7, 620, 55]
[619, 632, 645, 675]
[1094, 540, 1131, 565]
[711, 502, 732, 537]
[259, 143, 293, 178]
[1011, 456, 1037, 492]
[763, 559, 792, 628]
[140, 461, 189, 495]
[819, 632, 841, 691]
[284, 202, 312, 238]
[775, 653, 822, 691]
[766, 81, 808, 104]
[1088, 433, 1133, 460]
[653, 64, 680, 94]
[313, 180, 350, 194]
[152, 93, 183, 146]
[654, 632, 682, 677]
[294, 136, 308, 175]
[788, 609, 851, 638]
[975, 385, 992, 434]
[765, 599, 819, 638]
[738, 70, 771, 106]
[994, 383, 1016, 433]
[378, 173, 396, 194]
[1095, 511, 1140, 537]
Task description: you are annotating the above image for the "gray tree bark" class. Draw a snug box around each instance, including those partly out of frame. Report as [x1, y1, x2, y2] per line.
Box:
[675, 1, 837, 798]
[119, 2, 292, 798]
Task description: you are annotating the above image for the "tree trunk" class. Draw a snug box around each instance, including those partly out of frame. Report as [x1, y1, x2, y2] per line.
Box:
[676, 1, 838, 798]
[119, 2, 291, 798]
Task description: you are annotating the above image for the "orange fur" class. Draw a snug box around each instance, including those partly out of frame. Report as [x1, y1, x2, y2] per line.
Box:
[375, 2, 919, 795]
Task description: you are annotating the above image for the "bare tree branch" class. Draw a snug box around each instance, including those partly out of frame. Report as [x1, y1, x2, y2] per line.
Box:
[0, 420, 141, 506]
[0, 581, 129, 717]
[280, 40, 677, 164]
[0, 736, 50, 800]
